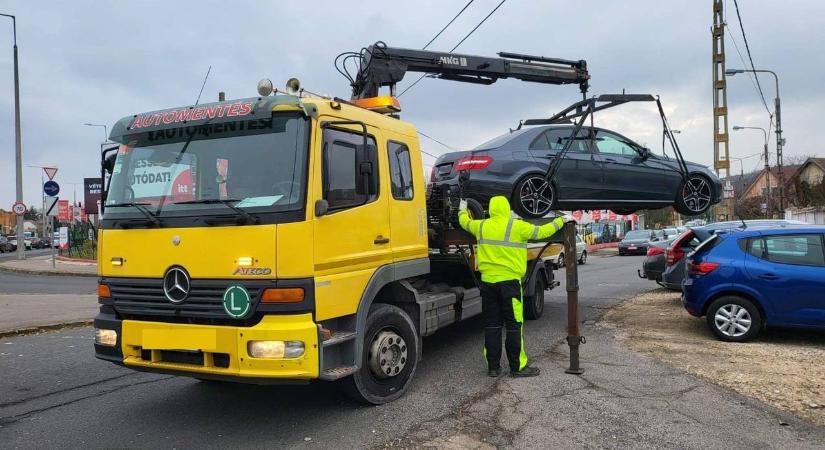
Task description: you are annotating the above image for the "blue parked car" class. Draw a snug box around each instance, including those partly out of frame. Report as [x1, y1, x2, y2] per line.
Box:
[682, 225, 825, 342]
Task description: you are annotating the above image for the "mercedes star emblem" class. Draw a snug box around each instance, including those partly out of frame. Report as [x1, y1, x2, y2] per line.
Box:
[163, 267, 190, 303]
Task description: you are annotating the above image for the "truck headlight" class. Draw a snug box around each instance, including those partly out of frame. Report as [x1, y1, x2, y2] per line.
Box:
[247, 340, 305, 358]
[95, 328, 118, 347]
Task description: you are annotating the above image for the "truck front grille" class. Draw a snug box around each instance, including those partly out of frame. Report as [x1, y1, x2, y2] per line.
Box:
[104, 277, 273, 324]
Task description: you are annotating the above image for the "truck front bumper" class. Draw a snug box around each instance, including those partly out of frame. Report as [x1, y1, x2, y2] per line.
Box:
[94, 313, 320, 382]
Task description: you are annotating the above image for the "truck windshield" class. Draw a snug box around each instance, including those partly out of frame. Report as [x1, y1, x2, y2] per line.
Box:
[104, 113, 308, 223]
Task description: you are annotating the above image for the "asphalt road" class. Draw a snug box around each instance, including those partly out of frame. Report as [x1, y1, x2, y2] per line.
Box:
[0, 271, 96, 294]
[0, 248, 54, 261]
[0, 254, 652, 449]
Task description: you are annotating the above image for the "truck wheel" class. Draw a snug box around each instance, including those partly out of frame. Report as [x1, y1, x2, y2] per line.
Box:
[524, 277, 546, 320]
[344, 304, 419, 405]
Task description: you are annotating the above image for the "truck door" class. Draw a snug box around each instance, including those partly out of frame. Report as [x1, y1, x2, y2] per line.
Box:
[384, 134, 428, 262]
[313, 123, 392, 321]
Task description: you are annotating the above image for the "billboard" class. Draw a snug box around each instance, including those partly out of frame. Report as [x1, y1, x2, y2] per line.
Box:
[57, 200, 70, 222]
[83, 178, 102, 214]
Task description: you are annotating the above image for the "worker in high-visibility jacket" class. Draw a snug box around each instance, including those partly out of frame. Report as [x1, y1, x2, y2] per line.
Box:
[459, 195, 570, 377]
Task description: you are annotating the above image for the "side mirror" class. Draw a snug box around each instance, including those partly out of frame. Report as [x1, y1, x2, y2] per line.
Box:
[355, 144, 378, 196]
[103, 152, 117, 174]
[639, 147, 651, 160]
[315, 199, 329, 217]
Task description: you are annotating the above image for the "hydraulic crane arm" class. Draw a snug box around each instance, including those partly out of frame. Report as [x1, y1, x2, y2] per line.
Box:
[347, 42, 589, 99]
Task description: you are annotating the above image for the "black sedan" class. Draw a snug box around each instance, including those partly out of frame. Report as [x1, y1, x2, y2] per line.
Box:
[618, 229, 656, 255]
[430, 125, 722, 218]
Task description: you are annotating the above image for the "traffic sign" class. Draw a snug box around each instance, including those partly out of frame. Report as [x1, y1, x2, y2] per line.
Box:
[43, 167, 58, 181]
[44, 180, 60, 197]
[46, 197, 59, 216]
[12, 201, 26, 215]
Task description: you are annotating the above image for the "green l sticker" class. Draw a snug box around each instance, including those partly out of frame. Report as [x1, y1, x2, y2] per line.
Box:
[223, 285, 252, 319]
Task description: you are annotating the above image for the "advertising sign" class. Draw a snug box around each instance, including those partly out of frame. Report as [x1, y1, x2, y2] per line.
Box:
[83, 178, 103, 214]
[57, 200, 70, 222]
[59, 226, 69, 250]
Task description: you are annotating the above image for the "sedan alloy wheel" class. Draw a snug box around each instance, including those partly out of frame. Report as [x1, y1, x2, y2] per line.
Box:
[516, 176, 555, 218]
[680, 176, 713, 214]
[713, 304, 752, 337]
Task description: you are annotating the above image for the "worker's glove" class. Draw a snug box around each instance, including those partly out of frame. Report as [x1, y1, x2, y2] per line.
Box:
[458, 199, 468, 211]
[562, 213, 575, 223]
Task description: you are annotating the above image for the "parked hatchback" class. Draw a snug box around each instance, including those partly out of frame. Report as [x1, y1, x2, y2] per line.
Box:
[430, 125, 722, 218]
[682, 226, 825, 342]
[660, 219, 804, 290]
[618, 229, 655, 255]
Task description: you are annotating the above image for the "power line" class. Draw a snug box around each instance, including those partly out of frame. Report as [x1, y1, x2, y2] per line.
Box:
[418, 130, 458, 155]
[422, 0, 475, 50]
[731, 0, 772, 117]
[399, 0, 508, 97]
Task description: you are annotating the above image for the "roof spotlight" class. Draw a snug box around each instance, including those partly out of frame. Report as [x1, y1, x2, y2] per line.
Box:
[257, 78, 274, 96]
[285, 78, 301, 95]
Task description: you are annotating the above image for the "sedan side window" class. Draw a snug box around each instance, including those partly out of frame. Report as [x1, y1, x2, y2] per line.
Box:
[752, 234, 825, 266]
[593, 130, 639, 157]
[529, 129, 589, 152]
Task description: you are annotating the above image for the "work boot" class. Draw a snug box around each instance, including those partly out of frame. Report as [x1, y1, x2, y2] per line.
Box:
[488, 367, 502, 378]
[510, 366, 540, 377]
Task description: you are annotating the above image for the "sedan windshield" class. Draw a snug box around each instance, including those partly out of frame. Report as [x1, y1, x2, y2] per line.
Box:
[105, 113, 308, 221]
[624, 230, 651, 240]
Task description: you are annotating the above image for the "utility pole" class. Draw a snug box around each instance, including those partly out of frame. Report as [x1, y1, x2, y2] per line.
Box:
[1, 13, 25, 260]
[733, 126, 769, 217]
[712, 0, 732, 220]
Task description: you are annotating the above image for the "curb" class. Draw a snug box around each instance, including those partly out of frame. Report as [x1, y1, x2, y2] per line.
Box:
[0, 320, 94, 339]
[56, 255, 97, 263]
[0, 264, 98, 278]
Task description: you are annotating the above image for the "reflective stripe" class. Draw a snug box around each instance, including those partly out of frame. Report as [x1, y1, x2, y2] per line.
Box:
[478, 220, 486, 240]
[549, 220, 561, 233]
[478, 239, 529, 248]
[530, 226, 539, 240]
[503, 219, 514, 241]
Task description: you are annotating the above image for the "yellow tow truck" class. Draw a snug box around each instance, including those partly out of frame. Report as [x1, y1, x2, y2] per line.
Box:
[93, 43, 589, 403]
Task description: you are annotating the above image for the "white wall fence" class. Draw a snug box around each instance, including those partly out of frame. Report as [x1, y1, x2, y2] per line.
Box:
[784, 207, 825, 225]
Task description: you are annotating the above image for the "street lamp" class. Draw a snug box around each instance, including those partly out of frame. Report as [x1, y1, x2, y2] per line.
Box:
[733, 125, 770, 217]
[83, 123, 108, 142]
[726, 68, 785, 210]
[1, 13, 25, 260]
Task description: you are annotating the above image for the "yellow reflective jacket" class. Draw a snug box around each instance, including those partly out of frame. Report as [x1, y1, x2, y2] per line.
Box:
[459, 196, 565, 283]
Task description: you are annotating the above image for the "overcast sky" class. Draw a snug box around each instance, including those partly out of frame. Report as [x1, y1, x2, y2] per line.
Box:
[1, 0, 824, 210]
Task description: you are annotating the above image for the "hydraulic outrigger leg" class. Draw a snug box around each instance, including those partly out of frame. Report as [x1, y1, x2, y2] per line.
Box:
[563, 221, 585, 375]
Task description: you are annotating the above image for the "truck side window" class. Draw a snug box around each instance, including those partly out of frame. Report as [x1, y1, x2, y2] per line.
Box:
[388, 141, 414, 200]
[322, 128, 378, 210]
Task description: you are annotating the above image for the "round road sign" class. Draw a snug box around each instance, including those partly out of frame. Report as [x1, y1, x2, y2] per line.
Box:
[44, 180, 60, 197]
[12, 202, 26, 215]
[222, 285, 252, 319]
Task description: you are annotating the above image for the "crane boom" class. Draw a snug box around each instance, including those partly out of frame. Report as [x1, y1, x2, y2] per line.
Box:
[350, 42, 589, 99]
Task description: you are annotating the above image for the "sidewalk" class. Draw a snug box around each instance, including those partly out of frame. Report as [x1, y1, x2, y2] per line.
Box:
[0, 294, 98, 336]
[0, 255, 98, 277]
[386, 322, 825, 449]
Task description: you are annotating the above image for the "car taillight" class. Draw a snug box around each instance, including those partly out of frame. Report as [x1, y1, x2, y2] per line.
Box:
[430, 166, 437, 182]
[647, 247, 665, 256]
[687, 261, 720, 275]
[665, 229, 695, 266]
[453, 155, 493, 171]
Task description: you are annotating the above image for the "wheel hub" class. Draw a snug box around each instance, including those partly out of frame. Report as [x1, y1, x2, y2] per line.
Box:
[714, 304, 752, 337]
[368, 331, 408, 379]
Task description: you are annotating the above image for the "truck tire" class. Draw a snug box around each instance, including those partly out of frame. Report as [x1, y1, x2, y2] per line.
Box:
[343, 304, 419, 405]
[524, 276, 546, 320]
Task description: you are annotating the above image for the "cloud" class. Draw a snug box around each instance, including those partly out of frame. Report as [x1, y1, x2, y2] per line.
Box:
[1, 0, 823, 210]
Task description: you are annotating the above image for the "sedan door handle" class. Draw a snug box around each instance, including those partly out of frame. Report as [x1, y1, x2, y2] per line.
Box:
[758, 273, 779, 280]
[374, 236, 390, 245]
[604, 157, 617, 163]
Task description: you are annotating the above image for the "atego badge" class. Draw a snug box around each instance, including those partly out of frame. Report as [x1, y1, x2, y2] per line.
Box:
[223, 285, 252, 319]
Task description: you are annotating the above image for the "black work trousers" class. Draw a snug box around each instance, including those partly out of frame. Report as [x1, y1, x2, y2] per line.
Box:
[480, 279, 527, 372]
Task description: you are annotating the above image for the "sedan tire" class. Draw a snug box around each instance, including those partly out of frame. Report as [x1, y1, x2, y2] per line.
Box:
[513, 175, 556, 219]
[706, 296, 762, 342]
[676, 174, 714, 216]
[578, 250, 587, 265]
